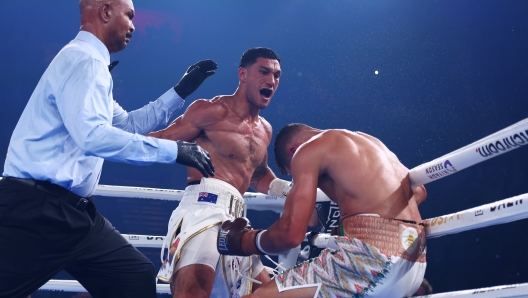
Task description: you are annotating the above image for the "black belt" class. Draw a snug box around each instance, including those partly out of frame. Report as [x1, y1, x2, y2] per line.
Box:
[1, 177, 90, 211]
[394, 218, 425, 226]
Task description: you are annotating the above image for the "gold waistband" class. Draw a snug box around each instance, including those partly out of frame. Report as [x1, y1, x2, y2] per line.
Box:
[228, 194, 244, 218]
[339, 216, 426, 263]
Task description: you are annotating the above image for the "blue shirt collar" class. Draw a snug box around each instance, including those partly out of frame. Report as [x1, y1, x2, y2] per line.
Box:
[75, 30, 110, 65]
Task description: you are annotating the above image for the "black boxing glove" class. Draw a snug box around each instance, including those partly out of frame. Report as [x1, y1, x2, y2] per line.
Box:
[217, 217, 263, 256]
[174, 60, 217, 99]
[176, 140, 214, 177]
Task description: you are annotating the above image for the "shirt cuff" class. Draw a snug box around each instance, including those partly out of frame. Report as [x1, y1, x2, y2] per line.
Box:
[158, 88, 185, 116]
[156, 139, 178, 164]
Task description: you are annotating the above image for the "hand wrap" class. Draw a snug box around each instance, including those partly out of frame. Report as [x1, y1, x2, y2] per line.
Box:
[217, 217, 263, 256]
[268, 178, 292, 198]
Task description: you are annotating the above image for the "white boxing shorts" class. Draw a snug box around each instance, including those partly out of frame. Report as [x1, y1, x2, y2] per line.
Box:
[157, 178, 264, 297]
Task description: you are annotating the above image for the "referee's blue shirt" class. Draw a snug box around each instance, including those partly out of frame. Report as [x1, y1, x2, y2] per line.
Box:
[3, 31, 184, 197]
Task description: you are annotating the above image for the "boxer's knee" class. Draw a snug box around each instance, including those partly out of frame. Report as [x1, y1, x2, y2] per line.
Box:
[171, 264, 215, 298]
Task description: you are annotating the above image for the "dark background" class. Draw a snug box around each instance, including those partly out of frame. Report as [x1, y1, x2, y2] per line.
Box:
[1, 0, 527, 296]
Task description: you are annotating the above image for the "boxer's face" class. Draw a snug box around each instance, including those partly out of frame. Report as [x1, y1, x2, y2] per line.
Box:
[241, 58, 281, 109]
[106, 0, 135, 53]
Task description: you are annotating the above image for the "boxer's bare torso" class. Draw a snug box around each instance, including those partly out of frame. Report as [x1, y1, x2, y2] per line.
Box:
[150, 56, 281, 298]
[150, 95, 272, 194]
[305, 129, 424, 222]
[262, 128, 426, 254]
[150, 57, 281, 195]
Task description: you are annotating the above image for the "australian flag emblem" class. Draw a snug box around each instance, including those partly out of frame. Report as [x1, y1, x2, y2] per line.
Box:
[197, 192, 218, 204]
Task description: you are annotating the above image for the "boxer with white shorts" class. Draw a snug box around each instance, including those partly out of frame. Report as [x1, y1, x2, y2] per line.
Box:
[151, 48, 291, 298]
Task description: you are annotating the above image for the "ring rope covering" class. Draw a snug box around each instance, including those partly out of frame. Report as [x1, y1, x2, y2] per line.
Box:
[94, 184, 329, 215]
[39, 280, 170, 294]
[40, 279, 528, 296]
[414, 282, 528, 297]
[408, 117, 528, 188]
[116, 192, 528, 248]
[424, 193, 527, 238]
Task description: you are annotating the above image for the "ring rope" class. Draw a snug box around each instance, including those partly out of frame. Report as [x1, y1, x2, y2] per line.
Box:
[94, 184, 330, 214]
[39, 280, 170, 294]
[424, 192, 527, 238]
[414, 282, 528, 298]
[40, 279, 528, 296]
[115, 192, 528, 249]
[409, 117, 528, 188]
[40, 280, 528, 297]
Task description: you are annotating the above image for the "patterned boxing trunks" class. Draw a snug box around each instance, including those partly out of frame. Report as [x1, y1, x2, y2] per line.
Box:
[275, 215, 426, 298]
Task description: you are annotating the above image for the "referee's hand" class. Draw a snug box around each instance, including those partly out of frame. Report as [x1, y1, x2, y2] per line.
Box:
[175, 140, 214, 177]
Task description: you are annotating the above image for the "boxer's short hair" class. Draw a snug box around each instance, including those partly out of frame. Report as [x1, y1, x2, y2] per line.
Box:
[239, 47, 280, 68]
[274, 123, 310, 175]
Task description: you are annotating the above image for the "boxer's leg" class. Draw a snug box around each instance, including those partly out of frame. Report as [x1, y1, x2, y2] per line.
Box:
[171, 227, 220, 298]
[172, 264, 215, 298]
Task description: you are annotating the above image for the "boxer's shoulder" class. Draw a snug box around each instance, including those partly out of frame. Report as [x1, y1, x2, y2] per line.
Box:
[185, 97, 232, 125]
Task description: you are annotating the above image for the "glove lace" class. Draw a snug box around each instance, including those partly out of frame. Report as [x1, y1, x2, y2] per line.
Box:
[263, 255, 288, 278]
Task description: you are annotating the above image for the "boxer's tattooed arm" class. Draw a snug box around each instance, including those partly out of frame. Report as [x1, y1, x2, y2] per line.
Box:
[250, 153, 271, 191]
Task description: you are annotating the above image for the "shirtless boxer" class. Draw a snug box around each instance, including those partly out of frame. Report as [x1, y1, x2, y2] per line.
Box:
[218, 123, 428, 298]
[150, 48, 292, 298]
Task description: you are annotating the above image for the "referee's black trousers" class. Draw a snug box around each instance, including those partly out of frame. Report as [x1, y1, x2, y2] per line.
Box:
[0, 178, 158, 298]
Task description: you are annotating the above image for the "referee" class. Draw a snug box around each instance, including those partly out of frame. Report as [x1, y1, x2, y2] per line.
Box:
[0, 0, 216, 297]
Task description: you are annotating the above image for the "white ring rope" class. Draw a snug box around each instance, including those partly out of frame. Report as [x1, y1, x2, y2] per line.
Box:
[409, 117, 528, 188]
[40, 279, 528, 297]
[94, 184, 185, 201]
[94, 184, 331, 214]
[38, 119, 528, 295]
[424, 192, 527, 238]
[301, 192, 528, 258]
[414, 282, 528, 298]
[112, 192, 528, 249]
[39, 280, 171, 294]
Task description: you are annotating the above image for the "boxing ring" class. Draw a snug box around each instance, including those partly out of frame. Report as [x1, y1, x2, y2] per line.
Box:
[38, 118, 528, 297]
